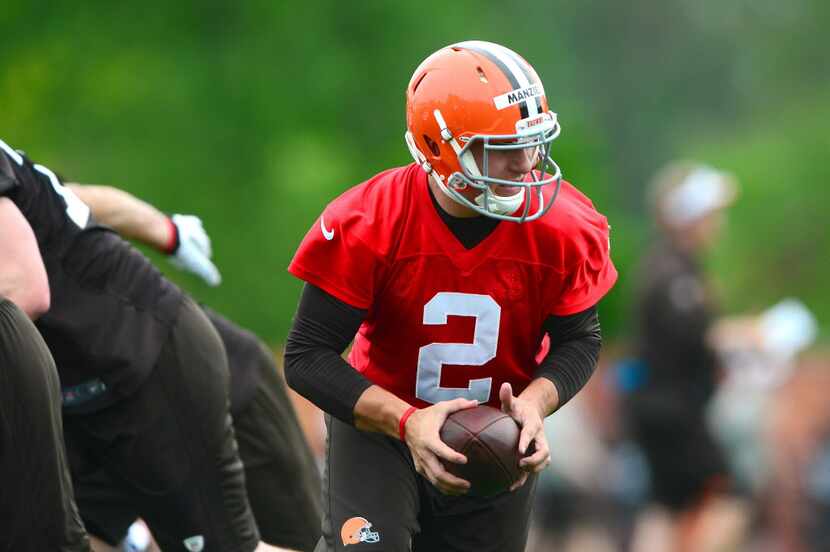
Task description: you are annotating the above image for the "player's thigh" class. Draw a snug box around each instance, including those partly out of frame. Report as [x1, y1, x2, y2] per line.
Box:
[0, 298, 91, 551]
[630, 404, 728, 511]
[235, 358, 322, 551]
[414, 474, 538, 552]
[66, 464, 139, 548]
[142, 297, 260, 551]
[317, 415, 420, 552]
[650, 425, 729, 511]
[200, 305, 262, 412]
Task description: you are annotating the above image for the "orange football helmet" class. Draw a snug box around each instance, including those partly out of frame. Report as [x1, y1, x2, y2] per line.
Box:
[340, 516, 380, 546]
[405, 40, 562, 222]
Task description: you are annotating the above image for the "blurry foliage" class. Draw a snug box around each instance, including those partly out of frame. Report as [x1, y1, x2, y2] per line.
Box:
[692, 89, 830, 325]
[1, 0, 827, 342]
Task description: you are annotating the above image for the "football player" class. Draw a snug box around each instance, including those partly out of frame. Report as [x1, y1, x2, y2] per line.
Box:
[0, 179, 91, 551]
[284, 41, 617, 552]
[0, 138, 283, 552]
[66, 183, 322, 552]
[624, 162, 748, 551]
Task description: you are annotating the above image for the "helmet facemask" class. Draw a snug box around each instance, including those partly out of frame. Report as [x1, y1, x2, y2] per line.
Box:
[404, 41, 565, 222]
[433, 109, 562, 223]
[359, 526, 380, 543]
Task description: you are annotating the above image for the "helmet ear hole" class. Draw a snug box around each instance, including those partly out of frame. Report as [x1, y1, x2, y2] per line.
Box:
[423, 135, 441, 157]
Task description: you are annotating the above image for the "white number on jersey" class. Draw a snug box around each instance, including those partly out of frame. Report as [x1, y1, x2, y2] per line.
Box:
[415, 292, 500, 404]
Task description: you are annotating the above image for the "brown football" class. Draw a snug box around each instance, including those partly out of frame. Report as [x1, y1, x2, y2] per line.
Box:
[439, 405, 521, 497]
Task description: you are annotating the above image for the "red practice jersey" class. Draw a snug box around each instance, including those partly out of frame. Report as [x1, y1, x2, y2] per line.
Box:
[289, 163, 617, 408]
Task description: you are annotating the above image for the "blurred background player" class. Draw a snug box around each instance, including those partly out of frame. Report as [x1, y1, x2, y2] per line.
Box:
[0, 173, 91, 551]
[67, 183, 322, 552]
[0, 138, 285, 552]
[284, 40, 617, 552]
[622, 162, 749, 552]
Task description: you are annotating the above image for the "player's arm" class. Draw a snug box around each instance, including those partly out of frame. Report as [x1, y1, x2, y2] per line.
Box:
[283, 283, 373, 424]
[532, 306, 602, 414]
[284, 283, 475, 495]
[67, 184, 170, 248]
[67, 184, 220, 285]
[284, 284, 424, 437]
[0, 198, 50, 319]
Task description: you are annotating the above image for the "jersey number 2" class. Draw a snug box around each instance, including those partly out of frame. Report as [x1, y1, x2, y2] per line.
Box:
[415, 292, 500, 404]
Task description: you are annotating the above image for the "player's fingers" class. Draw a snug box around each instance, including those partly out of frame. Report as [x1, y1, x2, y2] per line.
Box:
[424, 456, 470, 495]
[509, 471, 529, 492]
[411, 456, 425, 476]
[517, 420, 541, 454]
[499, 382, 514, 413]
[431, 439, 467, 465]
[437, 484, 469, 496]
[519, 445, 550, 472]
[436, 483, 468, 496]
[186, 228, 209, 251]
[193, 257, 222, 286]
[434, 474, 471, 496]
[198, 233, 213, 257]
[442, 397, 478, 415]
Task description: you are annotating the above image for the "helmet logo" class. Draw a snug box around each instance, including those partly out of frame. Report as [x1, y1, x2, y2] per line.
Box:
[520, 115, 545, 130]
[182, 535, 205, 551]
[515, 111, 557, 134]
[493, 84, 544, 111]
[340, 516, 381, 545]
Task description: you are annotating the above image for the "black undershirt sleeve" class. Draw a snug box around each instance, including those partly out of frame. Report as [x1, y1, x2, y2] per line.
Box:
[534, 306, 602, 409]
[283, 283, 371, 425]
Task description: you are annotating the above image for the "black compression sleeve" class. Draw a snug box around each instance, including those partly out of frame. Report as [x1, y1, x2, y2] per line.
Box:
[534, 306, 602, 409]
[283, 284, 372, 425]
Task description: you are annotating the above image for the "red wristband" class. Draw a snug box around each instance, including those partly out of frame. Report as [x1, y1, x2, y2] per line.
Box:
[398, 405, 418, 442]
[162, 217, 179, 254]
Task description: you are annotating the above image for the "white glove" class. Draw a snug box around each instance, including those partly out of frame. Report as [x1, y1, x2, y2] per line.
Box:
[167, 214, 222, 286]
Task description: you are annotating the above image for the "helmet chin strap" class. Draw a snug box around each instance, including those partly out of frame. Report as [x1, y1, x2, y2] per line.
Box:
[474, 188, 524, 215]
[429, 170, 523, 216]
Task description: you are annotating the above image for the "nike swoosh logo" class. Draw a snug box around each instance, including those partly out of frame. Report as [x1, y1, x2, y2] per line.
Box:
[320, 216, 335, 241]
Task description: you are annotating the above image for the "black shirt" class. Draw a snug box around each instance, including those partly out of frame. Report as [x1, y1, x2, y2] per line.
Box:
[202, 306, 262, 414]
[427, 185, 501, 249]
[635, 239, 719, 405]
[0, 139, 184, 404]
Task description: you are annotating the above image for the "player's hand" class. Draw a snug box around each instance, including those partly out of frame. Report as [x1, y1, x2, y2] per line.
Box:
[167, 214, 222, 286]
[499, 382, 550, 491]
[403, 398, 478, 496]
